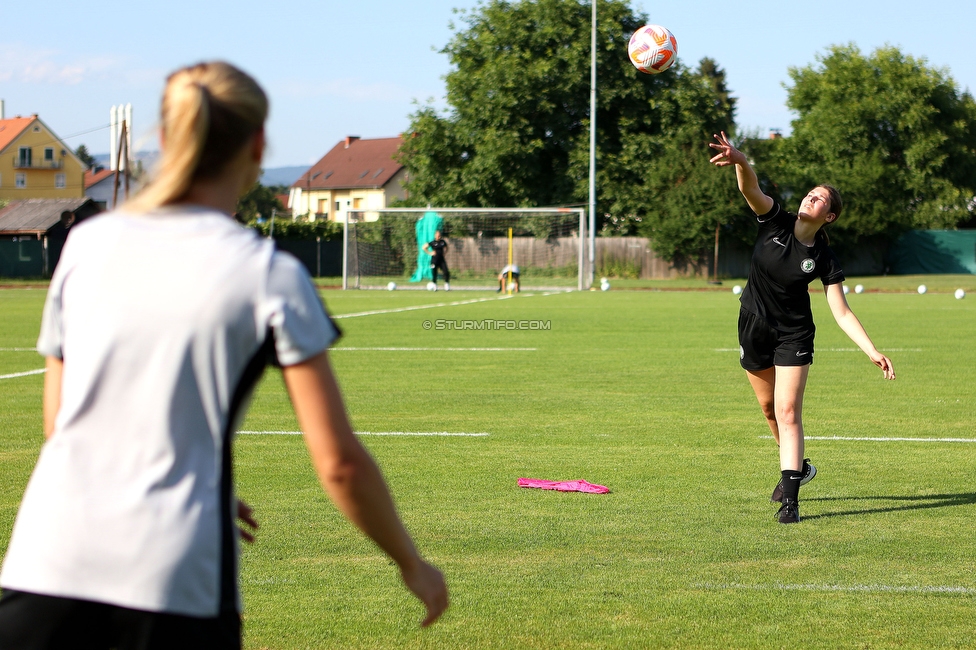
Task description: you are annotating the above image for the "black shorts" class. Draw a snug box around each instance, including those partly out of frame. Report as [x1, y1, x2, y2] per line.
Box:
[0, 589, 240, 650]
[737, 309, 814, 370]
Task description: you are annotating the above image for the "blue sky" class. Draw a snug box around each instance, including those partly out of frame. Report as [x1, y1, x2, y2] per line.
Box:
[2, 0, 973, 170]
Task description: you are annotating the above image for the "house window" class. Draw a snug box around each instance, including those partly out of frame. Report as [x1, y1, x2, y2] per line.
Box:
[44, 148, 54, 161]
[55, 173, 66, 188]
[15, 173, 26, 188]
[335, 201, 340, 212]
[18, 147, 32, 167]
[353, 198, 362, 209]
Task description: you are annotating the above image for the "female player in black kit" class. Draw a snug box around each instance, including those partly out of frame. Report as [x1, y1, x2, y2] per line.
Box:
[709, 131, 895, 524]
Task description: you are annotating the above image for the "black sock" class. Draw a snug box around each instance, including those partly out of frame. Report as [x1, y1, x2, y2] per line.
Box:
[781, 469, 802, 503]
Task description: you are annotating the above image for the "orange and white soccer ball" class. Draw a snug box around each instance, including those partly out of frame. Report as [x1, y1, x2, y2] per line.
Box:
[628, 24, 677, 74]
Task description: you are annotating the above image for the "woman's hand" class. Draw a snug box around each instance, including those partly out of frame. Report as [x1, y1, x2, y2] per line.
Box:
[869, 351, 896, 380]
[709, 131, 748, 167]
[400, 559, 449, 627]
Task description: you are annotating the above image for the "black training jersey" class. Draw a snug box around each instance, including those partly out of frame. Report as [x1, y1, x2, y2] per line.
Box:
[428, 239, 447, 260]
[739, 202, 844, 333]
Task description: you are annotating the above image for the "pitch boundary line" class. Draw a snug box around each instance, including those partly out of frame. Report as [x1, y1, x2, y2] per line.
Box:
[0, 348, 37, 352]
[696, 582, 976, 595]
[761, 435, 976, 443]
[239, 431, 490, 437]
[331, 289, 568, 320]
[333, 295, 512, 319]
[0, 368, 46, 380]
[332, 347, 535, 351]
[714, 348, 923, 352]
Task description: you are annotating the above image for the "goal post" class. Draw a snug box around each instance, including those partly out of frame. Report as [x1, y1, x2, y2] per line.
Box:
[342, 207, 590, 290]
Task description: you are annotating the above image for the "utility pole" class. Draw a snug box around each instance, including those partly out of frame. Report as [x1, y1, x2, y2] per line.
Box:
[587, 0, 597, 289]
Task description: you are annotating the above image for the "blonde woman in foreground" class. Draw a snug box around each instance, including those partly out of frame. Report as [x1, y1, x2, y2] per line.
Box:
[0, 61, 447, 649]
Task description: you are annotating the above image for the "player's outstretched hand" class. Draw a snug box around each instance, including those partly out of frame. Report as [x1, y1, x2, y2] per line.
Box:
[709, 131, 747, 167]
[401, 559, 449, 627]
[870, 352, 896, 380]
[236, 499, 259, 543]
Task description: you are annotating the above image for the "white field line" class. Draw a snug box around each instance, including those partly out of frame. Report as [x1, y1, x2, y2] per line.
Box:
[696, 582, 976, 595]
[332, 347, 536, 351]
[333, 295, 512, 319]
[0, 347, 37, 352]
[760, 435, 976, 443]
[714, 348, 923, 352]
[331, 289, 568, 320]
[239, 431, 490, 437]
[0, 368, 46, 380]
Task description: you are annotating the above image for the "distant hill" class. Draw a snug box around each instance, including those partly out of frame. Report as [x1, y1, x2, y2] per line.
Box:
[89, 154, 305, 190]
[259, 166, 307, 187]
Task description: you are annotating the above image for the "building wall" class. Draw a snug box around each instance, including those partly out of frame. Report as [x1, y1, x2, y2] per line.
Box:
[289, 186, 391, 223]
[0, 122, 86, 200]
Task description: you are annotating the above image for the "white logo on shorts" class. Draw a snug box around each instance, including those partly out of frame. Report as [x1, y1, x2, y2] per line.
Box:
[800, 258, 815, 273]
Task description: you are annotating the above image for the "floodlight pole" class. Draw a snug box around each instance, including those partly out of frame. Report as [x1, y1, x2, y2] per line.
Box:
[587, 0, 597, 289]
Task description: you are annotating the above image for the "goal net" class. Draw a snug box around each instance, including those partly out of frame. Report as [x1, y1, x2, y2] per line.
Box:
[342, 208, 589, 290]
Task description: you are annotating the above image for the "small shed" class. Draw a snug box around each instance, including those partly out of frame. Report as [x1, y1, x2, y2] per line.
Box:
[0, 198, 101, 277]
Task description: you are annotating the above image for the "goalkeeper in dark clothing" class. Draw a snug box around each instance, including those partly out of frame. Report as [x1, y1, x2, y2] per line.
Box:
[423, 230, 450, 291]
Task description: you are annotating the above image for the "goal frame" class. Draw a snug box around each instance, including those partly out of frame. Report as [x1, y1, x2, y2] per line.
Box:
[342, 207, 590, 291]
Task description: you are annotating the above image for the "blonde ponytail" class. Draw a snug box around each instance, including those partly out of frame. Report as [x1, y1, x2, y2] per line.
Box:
[126, 62, 267, 213]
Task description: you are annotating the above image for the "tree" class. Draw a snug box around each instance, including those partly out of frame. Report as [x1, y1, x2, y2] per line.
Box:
[777, 44, 976, 243]
[397, 0, 746, 264]
[75, 144, 98, 170]
[236, 183, 285, 223]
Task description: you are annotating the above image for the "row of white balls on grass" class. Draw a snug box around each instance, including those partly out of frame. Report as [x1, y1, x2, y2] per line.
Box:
[731, 284, 966, 299]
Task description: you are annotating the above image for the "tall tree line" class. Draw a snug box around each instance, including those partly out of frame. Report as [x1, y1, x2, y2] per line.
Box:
[397, 0, 976, 263]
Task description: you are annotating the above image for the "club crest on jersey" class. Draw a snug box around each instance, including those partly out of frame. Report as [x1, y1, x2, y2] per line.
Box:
[800, 258, 815, 273]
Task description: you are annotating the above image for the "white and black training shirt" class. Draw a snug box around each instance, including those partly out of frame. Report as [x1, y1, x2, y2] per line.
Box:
[0, 206, 339, 617]
[739, 202, 845, 334]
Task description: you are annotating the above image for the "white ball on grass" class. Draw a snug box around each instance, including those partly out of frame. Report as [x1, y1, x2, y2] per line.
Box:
[854, 284, 864, 294]
[427, 282, 437, 292]
[843, 285, 850, 295]
[600, 281, 610, 291]
[732, 285, 742, 295]
[387, 282, 397, 291]
[917, 285, 927, 294]
[955, 288, 966, 300]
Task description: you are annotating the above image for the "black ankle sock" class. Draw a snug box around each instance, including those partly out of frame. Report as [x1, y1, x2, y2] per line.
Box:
[781, 469, 802, 503]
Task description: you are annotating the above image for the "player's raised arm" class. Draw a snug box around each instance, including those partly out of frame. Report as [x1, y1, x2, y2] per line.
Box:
[282, 351, 449, 627]
[709, 131, 774, 216]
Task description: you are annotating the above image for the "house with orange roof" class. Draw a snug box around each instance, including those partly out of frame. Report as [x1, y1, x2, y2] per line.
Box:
[84, 167, 119, 210]
[288, 136, 407, 222]
[0, 114, 87, 201]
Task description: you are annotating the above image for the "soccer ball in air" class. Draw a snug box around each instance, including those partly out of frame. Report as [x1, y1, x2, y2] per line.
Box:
[955, 288, 966, 300]
[387, 282, 397, 291]
[427, 282, 437, 292]
[628, 25, 678, 75]
[917, 285, 927, 294]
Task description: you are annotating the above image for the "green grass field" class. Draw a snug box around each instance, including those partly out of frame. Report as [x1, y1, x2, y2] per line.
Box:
[2, 277, 975, 649]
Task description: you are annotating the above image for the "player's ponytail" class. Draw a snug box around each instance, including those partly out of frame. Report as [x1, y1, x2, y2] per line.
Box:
[126, 62, 268, 213]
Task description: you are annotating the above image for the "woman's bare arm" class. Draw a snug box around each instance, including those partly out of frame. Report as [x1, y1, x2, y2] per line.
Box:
[709, 131, 774, 216]
[281, 351, 448, 627]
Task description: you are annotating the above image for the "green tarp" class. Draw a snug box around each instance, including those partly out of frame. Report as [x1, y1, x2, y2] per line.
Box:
[410, 211, 443, 282]
[888, 230, 976, 275]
